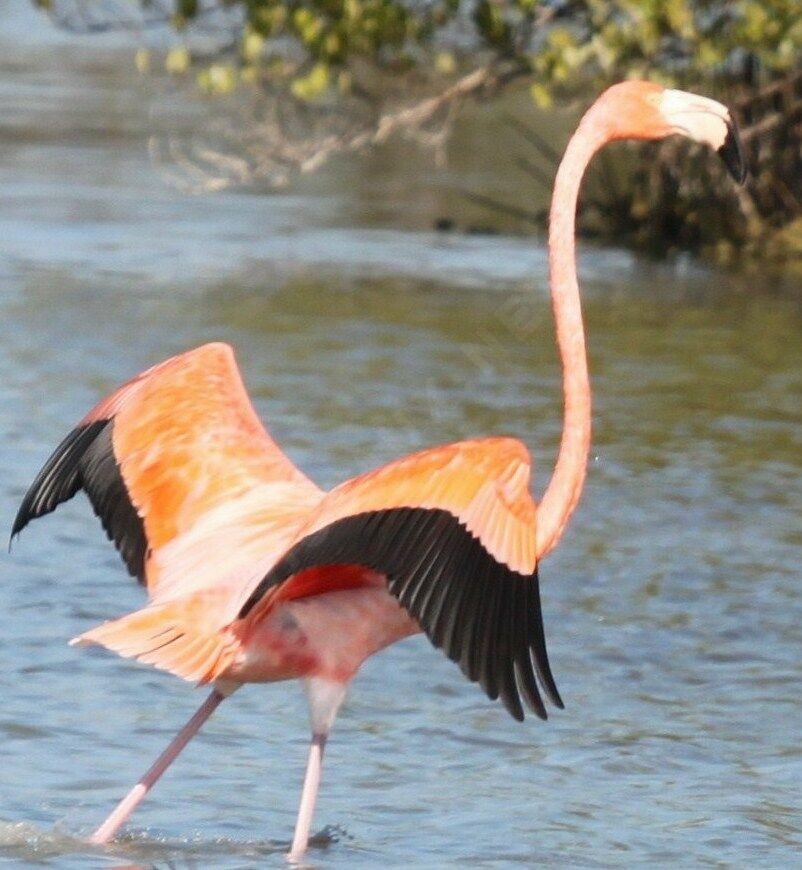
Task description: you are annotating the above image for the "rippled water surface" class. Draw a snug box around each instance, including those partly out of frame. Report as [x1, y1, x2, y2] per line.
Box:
[1, 5, 801, 867]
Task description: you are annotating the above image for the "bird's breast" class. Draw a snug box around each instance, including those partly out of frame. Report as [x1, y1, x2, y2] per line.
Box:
[228, 583, 420, 684]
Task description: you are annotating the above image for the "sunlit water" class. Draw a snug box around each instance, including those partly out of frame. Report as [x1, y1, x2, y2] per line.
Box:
[1, 4, 801, 867]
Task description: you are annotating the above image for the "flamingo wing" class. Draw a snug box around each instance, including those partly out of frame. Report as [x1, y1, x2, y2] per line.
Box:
[239, 437, 563, 721]
[12, 343, 322, 597]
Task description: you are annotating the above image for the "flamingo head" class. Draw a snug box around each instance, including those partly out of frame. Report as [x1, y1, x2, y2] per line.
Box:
[591, 80, 747, 183]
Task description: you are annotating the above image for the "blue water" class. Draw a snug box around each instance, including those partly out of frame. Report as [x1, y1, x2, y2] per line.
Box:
[1, 3, 801, 866]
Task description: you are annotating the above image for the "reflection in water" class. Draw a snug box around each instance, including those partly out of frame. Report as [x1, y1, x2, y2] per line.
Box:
[1, 3, 801, 867]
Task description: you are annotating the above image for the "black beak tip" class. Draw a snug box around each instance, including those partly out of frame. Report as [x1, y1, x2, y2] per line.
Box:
[718, 121, 747, 185]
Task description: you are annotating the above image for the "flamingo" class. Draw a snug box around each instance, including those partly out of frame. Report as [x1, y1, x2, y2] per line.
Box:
[12, 81, 745, 860]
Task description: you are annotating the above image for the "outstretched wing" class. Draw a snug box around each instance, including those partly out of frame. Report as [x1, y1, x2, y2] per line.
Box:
[12, 343, 322, 598]
[240, 437, 562, 721]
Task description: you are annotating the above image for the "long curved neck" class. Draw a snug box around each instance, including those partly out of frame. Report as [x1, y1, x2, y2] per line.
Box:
[535, 113, 607, 559]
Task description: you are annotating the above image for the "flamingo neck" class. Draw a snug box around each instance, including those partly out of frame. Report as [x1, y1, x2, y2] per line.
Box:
[535, 114, 607, 559]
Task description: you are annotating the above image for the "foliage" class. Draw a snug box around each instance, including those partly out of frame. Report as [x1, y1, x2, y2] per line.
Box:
[34, 0, 802, 264]
[529, 0, 801, 98]
[37, 1, 801, 97]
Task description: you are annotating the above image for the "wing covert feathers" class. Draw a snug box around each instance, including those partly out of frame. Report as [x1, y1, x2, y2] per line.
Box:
[286, 437, 538, 575]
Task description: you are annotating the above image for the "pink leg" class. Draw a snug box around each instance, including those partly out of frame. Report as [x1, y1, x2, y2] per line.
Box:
[288, 678, 347, 861]
[287, 734, 326, 861]
[89, 689, 225, 845]
[288, 733, 326, 861]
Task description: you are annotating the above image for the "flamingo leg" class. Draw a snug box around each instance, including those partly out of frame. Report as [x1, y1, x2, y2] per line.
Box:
[288, 677, 347, 861]
[288, 733, 327, 861]
[89, 688, 226, 845]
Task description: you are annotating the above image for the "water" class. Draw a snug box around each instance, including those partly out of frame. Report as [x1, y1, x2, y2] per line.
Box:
[1, 3, 801, 867]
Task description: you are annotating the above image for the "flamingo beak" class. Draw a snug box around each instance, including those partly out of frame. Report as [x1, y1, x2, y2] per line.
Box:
[718, 119, 747, 184]
[658, 89, 748, 185]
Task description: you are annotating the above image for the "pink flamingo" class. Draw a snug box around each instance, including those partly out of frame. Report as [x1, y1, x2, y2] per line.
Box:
[13, 81, 745, 860]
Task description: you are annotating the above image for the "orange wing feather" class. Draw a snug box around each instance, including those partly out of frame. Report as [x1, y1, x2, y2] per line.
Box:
[90, 342, 317, 551]
[282, 437, 536, 576]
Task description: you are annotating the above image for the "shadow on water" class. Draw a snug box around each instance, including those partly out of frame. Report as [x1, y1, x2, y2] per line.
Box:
[0, 819, 350, 867]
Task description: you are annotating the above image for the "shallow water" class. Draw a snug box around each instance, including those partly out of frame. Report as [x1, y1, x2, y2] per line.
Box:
[1, 4, 801, 868]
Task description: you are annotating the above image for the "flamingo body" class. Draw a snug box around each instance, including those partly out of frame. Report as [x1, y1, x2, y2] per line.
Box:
[13, 81, 746, 858]
[16, 341, 556, 716]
